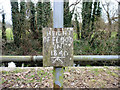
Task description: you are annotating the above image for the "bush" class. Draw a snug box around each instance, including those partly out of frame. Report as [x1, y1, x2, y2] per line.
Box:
[74, 34, 118, 55]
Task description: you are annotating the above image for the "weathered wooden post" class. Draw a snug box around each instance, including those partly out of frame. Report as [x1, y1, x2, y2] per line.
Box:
[43, 0, 73, 88]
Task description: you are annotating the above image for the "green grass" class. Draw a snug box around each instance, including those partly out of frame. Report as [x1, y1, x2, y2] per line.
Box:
[17, 77, 21, 81]
[106, 70, 118, 78]
[86, 65, 92, 67]
[6, 28, 14, 41]
[111, 72, 118, 77]
[91, 79, 96, 82]
[0, 28, 14, 42]
[91, 68, 99, 76]
[2, 71, 9, 75]
[1, 78, 6, 84]
[99, 68, 104, 72]
[12, 68, 26, 73]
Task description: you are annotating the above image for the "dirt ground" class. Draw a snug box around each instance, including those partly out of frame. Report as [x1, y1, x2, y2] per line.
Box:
[1, 66, 120, 88]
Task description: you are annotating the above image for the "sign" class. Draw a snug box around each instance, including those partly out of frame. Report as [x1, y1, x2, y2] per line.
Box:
[43, 28, 73, 67]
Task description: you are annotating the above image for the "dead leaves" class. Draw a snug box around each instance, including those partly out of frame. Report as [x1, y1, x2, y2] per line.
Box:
[1, 67, 119, 88]
[2, 67, 53, 88]
[63, 67, 119, 88]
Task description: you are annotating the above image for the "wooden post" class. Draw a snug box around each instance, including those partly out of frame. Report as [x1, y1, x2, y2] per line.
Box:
[43, 0, 73, 89]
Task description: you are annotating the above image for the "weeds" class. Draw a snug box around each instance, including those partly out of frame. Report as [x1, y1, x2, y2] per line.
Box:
[111, 72, 118, 77]
[91, 79, 96, 82]
[1, 78, 6, 84]
[12, 68, 25, 73]
[91, 68, 99, 76]
[2, 71, 9, 74]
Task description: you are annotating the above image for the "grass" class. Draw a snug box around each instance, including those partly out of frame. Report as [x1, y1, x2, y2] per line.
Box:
[86, 65, 92, 67]
[2, 67, 119, 88]
[0, 28, 14, 42]
[2, 71, 9, 74]
[6, 28, 14, 42]
[12, 68, 26, 73]
[91, 79, 96, 82]
[91, 68, 99, 76]
[17, 77, 21, 81]
[1, 78, 6, 84]
[105, 68, 118, 78]
[111, 72, 118, 77]
[2, 68, 52, 85]
[99, 68, 104, 72]
[91, 68, 99, 72]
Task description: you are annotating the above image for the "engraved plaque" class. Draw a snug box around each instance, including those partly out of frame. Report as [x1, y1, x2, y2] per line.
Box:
[43, 28, 73, 67]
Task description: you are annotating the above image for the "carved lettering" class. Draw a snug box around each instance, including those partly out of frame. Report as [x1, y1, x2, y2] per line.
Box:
[43, 28, 73, 66]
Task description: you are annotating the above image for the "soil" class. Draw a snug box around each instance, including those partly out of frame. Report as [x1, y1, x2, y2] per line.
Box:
[1, 66, 120, 88]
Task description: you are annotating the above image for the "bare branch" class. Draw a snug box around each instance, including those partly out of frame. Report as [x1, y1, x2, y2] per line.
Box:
[69, 0, 81, 8]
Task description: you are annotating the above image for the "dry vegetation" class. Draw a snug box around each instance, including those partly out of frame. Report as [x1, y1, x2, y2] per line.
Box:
[1, 66, 119, 88]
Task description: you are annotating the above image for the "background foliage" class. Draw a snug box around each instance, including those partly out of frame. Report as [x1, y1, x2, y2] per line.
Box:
[1, 0, 119, 55]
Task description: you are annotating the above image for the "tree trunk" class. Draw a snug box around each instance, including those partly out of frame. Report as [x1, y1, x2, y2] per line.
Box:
[20, 1, 26, 39]
[64, 0, 74, 27]
[11, 1, 21, 47]
[42, 1, 51, 27]
[89, 1, 101, 46]
[36, 0, 51, 51]
[64, 1, 70, 27]
[91, 1, 97, 33]
[75, 14, 80, 40]
[107, 12, 112, 37]
[117, 2, 120, 54]
[2, 13, 6, 41]
[30, 2, 38, 39]
[36, 2, 43, 51]
[81, 1, 93, 40]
